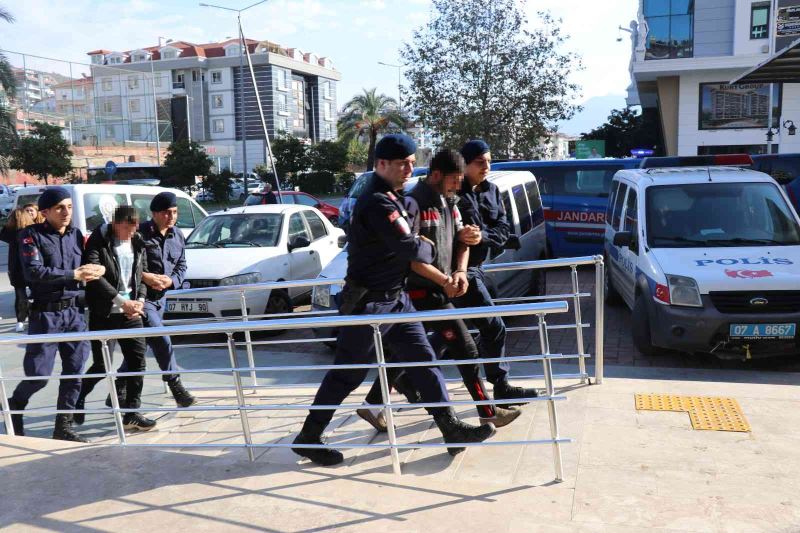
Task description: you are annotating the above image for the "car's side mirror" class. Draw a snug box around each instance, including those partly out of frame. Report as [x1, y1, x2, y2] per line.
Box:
[613, 231, 632, 247]
[504, 235, 521, 250]
[289, 235, 311, 251]
[337, 234, 347, 248]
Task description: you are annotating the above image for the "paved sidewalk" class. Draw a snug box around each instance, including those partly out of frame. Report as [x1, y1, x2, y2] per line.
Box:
[2, 365, 799, 532]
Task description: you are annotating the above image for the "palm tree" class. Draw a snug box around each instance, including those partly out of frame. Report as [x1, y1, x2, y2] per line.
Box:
[0, 5, 17, 174]
[337, 88, 405, 171]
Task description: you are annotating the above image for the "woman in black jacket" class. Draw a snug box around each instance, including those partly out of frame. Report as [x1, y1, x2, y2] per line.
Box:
[0, 204, 39, 332]
[74, 205, 157, 432]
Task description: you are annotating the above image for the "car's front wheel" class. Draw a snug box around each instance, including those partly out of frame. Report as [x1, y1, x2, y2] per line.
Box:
[604, 254, 622, 306]
[261, 290, 292, 337]
[632, 293, 660, 356]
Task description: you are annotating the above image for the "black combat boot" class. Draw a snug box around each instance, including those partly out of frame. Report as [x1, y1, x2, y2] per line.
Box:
[52, 414, 89, 443]
[432, 409, 496, 456]
[292, 417, 344, 466]
[7, 397, 25, 436]
[167, 377, 197, 408]
[104, 379, 126, 408]
[73, 395, 86, 426]
[493, 380, 540, 406]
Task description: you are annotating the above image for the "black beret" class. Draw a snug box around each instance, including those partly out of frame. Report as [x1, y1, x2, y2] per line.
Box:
[375, 134, 417, 160]
[37, 186, 71, 211]
[150, 191, 178, 212]
[460, 139, 490, 164]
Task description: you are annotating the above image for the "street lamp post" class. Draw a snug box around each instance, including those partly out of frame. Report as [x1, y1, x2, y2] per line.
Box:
[378, 61, 402, 111]
[200, 0, 270, 196]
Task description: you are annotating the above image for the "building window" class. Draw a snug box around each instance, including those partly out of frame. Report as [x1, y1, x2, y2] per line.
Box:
[108, 56, 122, 65]
[276, 117, 288, 133]
[277, 93, 288, 114]
[161, 49, 177, 60]
[323, 123, 333, 137]
[211, 71, 222, 84]
[102, 78, 112, 91]
[276, 68, 288, 90]
[324, 101, 332, 121]
[225, 46, 243, 57]
[132, 53, 147, 62]
[91, 55, 104, 65]
[292, 79, 305, 129]
[102, 101, 113, 114]
[213, 119, 225, 133]
[153, 74, 162, 87]
[131, 122, 142, 138]
[212, 94, 224, 108]
[128, 76, 139, 90]
[751, 2, 770, 39]
[322, 80, 332, 99]
[129, 99, 141, 113]
[644, 0, 694, 60]
[105, 125, 115, 137]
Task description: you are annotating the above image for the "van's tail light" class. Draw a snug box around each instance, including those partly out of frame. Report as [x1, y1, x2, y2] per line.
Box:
[712, 154, 753, 166]
[654, 283, 671, 304]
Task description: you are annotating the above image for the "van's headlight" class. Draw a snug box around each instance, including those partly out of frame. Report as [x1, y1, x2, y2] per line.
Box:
[313, 285, 331, 308]
[219, 273, 262, 286]
[666, 275, 702, 307]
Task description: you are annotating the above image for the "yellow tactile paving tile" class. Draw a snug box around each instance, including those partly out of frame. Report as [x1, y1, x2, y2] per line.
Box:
[634, 393, 751, 433]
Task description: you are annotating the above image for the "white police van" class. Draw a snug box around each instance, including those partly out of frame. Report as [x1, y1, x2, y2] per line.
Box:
[604, 165, 800, 359]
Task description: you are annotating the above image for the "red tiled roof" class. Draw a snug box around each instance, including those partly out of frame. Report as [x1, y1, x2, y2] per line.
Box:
[52, 77, 93, 89]
[86, 49, 112, 55]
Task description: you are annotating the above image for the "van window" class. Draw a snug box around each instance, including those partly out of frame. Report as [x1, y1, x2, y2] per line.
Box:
[524, 181, 544, 226]
[532, 166, 623, 198]
[176, 198, 194, 229]
[611, 184, 627, 229]
[84, 193, 128, 232]
[606, 181, 620, 223]
[622, 189, 638, 252]
[501, 191, 513, 227]
[130, 194, 153, 223]
[16, 194, 41, 209]
[512, 184, 532, 235]
[349, 173, 372, 198]
[191, 202, 207, 226]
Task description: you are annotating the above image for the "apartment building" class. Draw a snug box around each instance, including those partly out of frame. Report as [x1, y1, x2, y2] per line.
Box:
[628, 0, 800, 156]
[52, 76, 95, 145]
[87, 38, 340, 172]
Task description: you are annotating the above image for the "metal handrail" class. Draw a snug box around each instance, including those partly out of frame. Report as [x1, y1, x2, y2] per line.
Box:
[1, 301, 572, 480]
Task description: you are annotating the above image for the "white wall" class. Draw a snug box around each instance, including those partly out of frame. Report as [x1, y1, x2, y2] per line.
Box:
[778, 83, 800, 153]
[733, 0, 771, 56]
[677, 68, 777, 155]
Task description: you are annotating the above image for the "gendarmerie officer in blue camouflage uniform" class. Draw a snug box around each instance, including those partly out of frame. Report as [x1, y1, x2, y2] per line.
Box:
[109, 192, 195, 408]
[454, 140, 539, 403]
[292, 135, 496, 466]
[7, 187, 105, 441]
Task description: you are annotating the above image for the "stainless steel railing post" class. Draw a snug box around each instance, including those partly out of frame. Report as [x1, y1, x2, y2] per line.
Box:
[239, 290, 259, 388]
[537, 315, 563, 482]
[570, 265, 587, 384]
[227, 333, 255, 462]
[594, 257, 605, 385]
[101, 339, 127, 445]
[0, 358, 15, 436]
[372, 324, 401, 476]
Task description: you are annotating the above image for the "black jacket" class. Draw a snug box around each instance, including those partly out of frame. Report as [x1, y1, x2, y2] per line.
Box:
[0, 226, 25, 288]
[82, 224, 148, 319]
[458, 178, 511, 268]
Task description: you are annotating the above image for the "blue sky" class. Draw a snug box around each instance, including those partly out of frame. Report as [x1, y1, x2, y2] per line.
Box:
[1, 0, 638, 134]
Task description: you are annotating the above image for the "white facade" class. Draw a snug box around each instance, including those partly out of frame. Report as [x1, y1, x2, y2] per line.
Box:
[630, 0, 800, 156]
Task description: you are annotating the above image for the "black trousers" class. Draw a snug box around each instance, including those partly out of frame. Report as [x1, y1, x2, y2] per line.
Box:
[80, 314, 147, 409]
[365, 290, 494, 418]
[14, 286, 29, 323]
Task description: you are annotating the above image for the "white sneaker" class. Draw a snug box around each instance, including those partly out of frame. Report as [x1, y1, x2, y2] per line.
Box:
[15, 322, 25, 333]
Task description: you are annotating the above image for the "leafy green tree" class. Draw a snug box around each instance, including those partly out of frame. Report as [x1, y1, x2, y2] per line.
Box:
[161, 139, 213, 189]
[271, 133, 309, 188]
[202, 168, 234, 204]
[9, 122, 73, 185]
[308, 140, 349, 176]
[582, 107, 662, 158]
[337, 88, 405, 171]
[0, 5, 18, 173]
[402, 0, 581, 159]
[345, 138, 368, 170]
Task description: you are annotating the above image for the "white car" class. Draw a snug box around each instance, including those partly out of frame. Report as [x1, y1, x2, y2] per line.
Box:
[0, 184, 15, 216]
[605, 165, 800, 359]
[166, 204, 344, 320]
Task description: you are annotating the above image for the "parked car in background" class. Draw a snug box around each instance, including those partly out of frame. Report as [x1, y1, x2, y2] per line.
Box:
[245, 190, 340, 226]
[13, 184, 207, 237]
[165, 203, 344, 321]
[751, 153, 800, 212]
[338, 168, 429, 230]
[0, 184, 15, 216]
[311, 170, 547, 344]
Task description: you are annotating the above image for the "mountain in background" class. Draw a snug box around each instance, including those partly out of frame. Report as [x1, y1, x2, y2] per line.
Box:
[558, 94, 628, 137]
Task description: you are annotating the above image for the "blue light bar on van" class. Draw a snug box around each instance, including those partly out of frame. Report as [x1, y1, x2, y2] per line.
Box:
[631, 149, 654, 157]
[639, 154, 753, 169]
